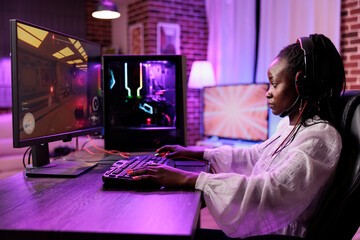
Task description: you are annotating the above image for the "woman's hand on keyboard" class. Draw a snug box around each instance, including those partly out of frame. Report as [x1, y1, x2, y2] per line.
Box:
[156, 145, 205, 160]
[127, 164, 199, 188]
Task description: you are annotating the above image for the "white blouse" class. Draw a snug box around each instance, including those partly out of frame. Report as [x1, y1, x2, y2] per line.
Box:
[195, 117, 342, 238]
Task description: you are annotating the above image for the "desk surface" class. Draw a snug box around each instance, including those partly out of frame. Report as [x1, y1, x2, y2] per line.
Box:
[0, 161, 203, 240]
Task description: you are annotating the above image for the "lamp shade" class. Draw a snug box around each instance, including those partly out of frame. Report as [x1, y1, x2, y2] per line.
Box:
[92, 0, 121, 20]
[188, 61, 216, 88]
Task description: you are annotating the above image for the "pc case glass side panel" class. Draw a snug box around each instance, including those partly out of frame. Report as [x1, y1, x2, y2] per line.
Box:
[107, 60, 176, 129]
[103, 55, 186, 151]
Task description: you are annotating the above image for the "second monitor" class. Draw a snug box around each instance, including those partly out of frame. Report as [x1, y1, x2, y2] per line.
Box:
[203, 83, 269, 142]
[102, 55, 187, 152]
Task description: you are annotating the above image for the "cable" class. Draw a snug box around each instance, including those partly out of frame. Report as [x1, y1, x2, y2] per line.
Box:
[84, 135, 217, 173]
[81, 139, 91, 149]
[28, 148, 32, 165]
[85, 135, 160, 158]
[271, 100, 308, 158]
[83, 147, 114, 156]
[86, 135, 131, 158]
[22, 147, 31, 168]
[280, 96, 301, 118]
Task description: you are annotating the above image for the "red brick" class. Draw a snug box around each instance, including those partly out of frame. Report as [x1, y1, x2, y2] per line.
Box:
[344, 62, 358, 68]
[342, 46, 358, 53]
[341, 39, 349, 46]
[346, 77, 358, 82]
[341, 25, 349, 31]
[342, 31, 358, 38]
[350, 69, 360, 74]
[342, 1, 358, 9]
[347, 84, 360, 90]
[350, 8, 360, 15]
[342, 16, 358, 23]
[350, 38, 360, 44]
[350, 54, 360, 59]
[351, 23, 360, 29]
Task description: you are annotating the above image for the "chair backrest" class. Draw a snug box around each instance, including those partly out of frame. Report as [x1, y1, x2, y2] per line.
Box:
[306, 90, 360, 240]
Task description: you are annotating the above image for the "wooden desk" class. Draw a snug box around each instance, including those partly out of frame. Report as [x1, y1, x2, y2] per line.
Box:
[0, 162, 203, 240]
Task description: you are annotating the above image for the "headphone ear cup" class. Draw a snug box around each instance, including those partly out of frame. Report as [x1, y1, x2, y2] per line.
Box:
[297, 36, 315, 99]
[295, 71, 305, 96]
[296, 71, 313, 98]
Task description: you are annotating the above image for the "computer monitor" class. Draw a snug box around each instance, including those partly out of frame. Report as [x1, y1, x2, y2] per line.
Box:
[10, 19, 103, 177]
[102, 55, 187, 151]
[203, 83, 269, 142]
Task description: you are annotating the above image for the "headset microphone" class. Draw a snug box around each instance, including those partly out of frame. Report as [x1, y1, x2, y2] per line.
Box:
[280, 96, 300, 117]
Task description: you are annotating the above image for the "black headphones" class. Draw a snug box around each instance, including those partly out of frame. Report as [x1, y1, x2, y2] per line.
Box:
[296, 36, 315, 99]
[280, 36, 315, 117]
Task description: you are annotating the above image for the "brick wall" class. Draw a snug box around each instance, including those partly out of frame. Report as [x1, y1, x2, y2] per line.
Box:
[85, 0, 112, 48]
[341, 0, 360, 90]
[127, 0, 208, 68]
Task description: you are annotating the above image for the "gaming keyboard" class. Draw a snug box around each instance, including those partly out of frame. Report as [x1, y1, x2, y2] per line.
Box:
[102, 154, 174, 188]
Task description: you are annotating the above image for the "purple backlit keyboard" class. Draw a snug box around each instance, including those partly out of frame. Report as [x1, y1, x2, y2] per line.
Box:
[102, 154, 174, 188]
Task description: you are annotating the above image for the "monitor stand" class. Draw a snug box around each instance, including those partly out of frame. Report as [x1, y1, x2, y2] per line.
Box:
[25, 144, 97, 177]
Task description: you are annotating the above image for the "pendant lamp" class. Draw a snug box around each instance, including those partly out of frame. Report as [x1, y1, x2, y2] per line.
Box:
[92, 0, 121, 20]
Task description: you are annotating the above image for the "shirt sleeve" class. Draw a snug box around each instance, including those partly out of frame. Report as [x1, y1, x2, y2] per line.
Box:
[195, 123, 342, 238]
[203, 118, 289, 176]
[203, 145, 259, 176]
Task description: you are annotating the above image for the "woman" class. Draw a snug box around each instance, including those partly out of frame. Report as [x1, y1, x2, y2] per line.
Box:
[128, 34, 346, 238]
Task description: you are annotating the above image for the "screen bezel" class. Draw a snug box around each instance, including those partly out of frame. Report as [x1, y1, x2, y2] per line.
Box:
[10, 19, 103, 149]
[202, 83, 269, 142]
[102, 54, 187, 151]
